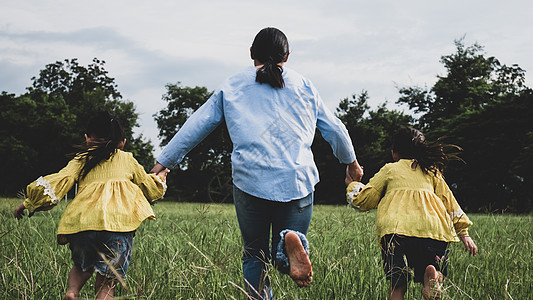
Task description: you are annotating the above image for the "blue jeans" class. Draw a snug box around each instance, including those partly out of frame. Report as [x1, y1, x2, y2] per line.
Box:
[68, 230, 134, 278]
[233, 186, 313, 299]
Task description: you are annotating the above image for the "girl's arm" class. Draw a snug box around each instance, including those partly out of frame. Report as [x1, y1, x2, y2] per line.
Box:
[131, 154, 168, 201]
[347, 165, 388, 210]
[18, 158, 81, 217]
[434, 174, 473, 236]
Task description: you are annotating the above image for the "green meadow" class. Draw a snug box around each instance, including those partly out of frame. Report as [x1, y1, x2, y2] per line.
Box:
[1, 198, 531, 299]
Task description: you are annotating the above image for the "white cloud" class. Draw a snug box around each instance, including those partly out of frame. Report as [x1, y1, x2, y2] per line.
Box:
[1, 0, 532, 156]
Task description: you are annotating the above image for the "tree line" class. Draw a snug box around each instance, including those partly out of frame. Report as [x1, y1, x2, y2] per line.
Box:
[1, 40, 531, 212]
[0, 58, 154, 198]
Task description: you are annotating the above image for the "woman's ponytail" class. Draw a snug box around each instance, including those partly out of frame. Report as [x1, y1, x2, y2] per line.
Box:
[256, 61, 285, 88]
[251, 27, 289, 89]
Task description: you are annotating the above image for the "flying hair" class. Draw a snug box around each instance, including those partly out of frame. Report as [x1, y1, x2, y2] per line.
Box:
[75, 111, 126, 180]
[392, 126, 464, 175]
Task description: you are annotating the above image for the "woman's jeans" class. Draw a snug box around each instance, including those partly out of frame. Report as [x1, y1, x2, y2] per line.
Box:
[233, 186, 313, 299]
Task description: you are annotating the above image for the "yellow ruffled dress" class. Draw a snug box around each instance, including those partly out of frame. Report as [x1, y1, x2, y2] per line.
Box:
[23, 150, 167, 244]
[346, 159, 472, 243]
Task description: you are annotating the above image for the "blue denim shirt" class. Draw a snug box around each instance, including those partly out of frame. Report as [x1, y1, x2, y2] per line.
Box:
[157, 66, 356, 201]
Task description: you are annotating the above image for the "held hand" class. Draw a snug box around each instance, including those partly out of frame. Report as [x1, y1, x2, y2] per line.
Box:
[157, 168, 170, 182]
[150, 162, 166, 175]
[14, 203, 26, 220]
[459, 234, 478, 256]
[345, 160, 364, 185]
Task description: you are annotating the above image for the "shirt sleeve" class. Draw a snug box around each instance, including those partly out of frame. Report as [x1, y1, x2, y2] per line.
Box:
[315, 89, 357, 164]
[348, 166, 388, 211]
[130, 154, 167, 201]
[157, 90, 225, 169]
[434, 173, 473, 235]
[23, 158, 81, 213]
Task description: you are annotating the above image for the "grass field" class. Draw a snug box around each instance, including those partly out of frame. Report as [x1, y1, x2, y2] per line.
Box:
[1, 197, 532, 299]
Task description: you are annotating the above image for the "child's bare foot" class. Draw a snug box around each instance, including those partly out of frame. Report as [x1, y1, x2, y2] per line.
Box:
[423, 265, 443, 300]
[285, 231, 313, 287]
[62, 291, 78, 300]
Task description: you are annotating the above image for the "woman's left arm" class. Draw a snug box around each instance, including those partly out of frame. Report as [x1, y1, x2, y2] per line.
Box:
[156, 91, 225, 170]
[315, 92, 362, 181]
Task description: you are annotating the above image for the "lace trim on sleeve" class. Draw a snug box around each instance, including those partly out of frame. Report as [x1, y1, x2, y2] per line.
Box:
[449, 209, 467, 235]
[450, 209, 465, 220]
[347, 182, 365, 208]
[35, 176, 60, 204]
[154, 175, 167, 193]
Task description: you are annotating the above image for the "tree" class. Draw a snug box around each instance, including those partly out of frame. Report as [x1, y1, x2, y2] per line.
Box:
[153, 83, 232, 201]
[0, 59, 154, 195]
[396, 39, 532, 212]
[443, 90, 533, 212]
[397, 38, 527, 132]
[312, 91, 414, 204]
[0, 92, 75, 195]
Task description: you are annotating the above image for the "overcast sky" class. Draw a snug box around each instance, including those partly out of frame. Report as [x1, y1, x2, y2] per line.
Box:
[2, 0, 532, 156]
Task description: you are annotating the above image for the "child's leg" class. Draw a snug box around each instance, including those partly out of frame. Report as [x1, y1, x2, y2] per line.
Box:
[381, 234, 411, 300]
[95, 273, 115, 300]
[63, 266, 93, 300]
[388, 284, 407, 300]
[92, 231, 133, 299]
[423, 265, 443, 300]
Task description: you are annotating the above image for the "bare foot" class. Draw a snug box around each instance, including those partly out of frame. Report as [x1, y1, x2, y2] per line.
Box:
[423, 265, 443, 300]
[62, 292, 78, 300]
[285, 231, 313, 287]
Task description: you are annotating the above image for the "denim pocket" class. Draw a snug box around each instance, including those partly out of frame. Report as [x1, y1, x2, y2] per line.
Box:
[294, 193, 313, 212]
[233, 186, 249, 207]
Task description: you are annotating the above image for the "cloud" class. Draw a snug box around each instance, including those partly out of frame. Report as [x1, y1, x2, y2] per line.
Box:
[1, 0, 533, 156]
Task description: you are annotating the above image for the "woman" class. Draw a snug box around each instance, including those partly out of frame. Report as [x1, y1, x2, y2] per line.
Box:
[151, 27, 363, 299]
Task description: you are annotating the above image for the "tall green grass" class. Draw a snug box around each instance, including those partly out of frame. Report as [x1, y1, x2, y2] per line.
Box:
[1, 198, 531, 299]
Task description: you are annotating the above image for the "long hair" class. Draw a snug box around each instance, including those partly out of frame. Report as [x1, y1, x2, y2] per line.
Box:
[76, 111, 125, 180]
[392, 126, 463, 174]
[251, 27, 289, 89]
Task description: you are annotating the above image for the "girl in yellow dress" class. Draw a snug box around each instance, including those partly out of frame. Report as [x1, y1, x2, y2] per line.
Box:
[14, 111, 168, 300]
[346, 126, 478, 300]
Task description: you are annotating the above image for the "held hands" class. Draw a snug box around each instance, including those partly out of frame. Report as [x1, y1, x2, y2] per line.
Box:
[150, 162, 170, 181]
[345, 160, 364, 185]
[158, 169, 170, 181]
[459, 234, 478, 256]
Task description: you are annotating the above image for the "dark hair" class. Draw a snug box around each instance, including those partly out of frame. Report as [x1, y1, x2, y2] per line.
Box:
[392, 126, 463, 174]
[251, 27, 289, 89]
[76, 111, 125, 179]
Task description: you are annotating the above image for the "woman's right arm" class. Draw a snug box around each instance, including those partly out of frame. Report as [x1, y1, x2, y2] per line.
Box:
[155, 91, 225, 170]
